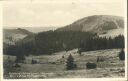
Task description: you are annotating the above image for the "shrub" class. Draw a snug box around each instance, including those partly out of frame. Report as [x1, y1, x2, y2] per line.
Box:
[86, 62, 97, 69]
[119, 49, 125, 61]
[13, 63, 21, 68]
[15, 55, 25, 63]
[66, 54, 77, 70]
[97, 56, 105, 62]
[51, 62, 56, 64]
[62, 55, 64, 58]
[31, 59, 37, 64]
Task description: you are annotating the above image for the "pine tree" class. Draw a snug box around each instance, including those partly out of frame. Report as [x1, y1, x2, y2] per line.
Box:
[119, 49, 125, 61]
[66, 54, 77, 70]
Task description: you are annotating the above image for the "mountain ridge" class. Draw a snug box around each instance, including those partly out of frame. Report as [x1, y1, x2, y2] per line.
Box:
[56, 15, 124, 35]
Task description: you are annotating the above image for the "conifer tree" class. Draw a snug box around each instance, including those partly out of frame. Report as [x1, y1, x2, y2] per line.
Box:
[66, 54, 77, 70]
[119, 49, 125, 61]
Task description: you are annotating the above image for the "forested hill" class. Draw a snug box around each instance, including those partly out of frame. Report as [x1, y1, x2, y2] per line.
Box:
[4, 15, 124, 56]
[4, 30, 124, 56]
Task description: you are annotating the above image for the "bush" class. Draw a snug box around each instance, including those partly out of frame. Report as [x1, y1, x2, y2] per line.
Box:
[15, 55, 25, 63]
[119, 49, 125, 61]
[62, 55, 64, 58]
[66, 54, 77, 70]
[13, 63, 21, 68]
[86, 62, 97, 69]
[31, 59, 37, 64]
[97, 56, 105, 62]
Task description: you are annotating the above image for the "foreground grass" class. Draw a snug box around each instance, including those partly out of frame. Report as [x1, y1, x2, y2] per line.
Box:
[3, 49, 125, 79]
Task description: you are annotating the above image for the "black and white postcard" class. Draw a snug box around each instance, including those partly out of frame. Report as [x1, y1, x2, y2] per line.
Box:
[0, 0, 127, 81]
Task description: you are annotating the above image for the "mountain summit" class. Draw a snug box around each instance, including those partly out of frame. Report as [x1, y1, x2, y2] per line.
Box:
[57, 15, 124, 35]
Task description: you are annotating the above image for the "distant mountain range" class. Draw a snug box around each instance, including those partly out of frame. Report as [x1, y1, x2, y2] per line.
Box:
[23, 27, 58, 33]
[3, 15, 124, 45]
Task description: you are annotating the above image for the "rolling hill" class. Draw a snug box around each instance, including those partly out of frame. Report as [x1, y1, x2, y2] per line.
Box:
[3, 28, 33, 45]
[56, 15, 124, 37]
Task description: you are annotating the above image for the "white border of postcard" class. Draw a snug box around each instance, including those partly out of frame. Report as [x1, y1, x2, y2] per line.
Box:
[0, 0, 127, 81]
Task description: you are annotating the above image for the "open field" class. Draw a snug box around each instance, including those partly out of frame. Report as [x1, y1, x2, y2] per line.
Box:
[3, 49, 125, 79]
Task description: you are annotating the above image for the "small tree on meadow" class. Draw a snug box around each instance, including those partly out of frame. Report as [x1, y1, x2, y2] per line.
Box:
[119, 49, 125, 61]
[66, 54, 77, 70]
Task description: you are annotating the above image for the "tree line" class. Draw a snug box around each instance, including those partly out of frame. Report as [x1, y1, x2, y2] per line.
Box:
[4, 30, 124, 56]
[78, 34, 124, 52]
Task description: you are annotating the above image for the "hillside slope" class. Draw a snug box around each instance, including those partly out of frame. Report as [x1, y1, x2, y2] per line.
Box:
[3, 28, 33, 45]
[57, 15, 124, 36]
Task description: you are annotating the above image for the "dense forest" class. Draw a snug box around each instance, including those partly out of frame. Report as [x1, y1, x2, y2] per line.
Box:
[4, 30, 124, 56]
[79, 34, 124, 52]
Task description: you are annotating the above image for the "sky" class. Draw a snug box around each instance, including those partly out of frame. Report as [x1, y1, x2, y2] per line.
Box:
[3, 0, 124, 28]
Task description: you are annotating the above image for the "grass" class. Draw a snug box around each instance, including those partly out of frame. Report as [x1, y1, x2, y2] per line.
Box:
[3, 49, 125, 78]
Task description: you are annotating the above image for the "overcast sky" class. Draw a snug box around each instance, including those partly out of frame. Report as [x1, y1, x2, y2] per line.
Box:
[3, 0, 124, 28]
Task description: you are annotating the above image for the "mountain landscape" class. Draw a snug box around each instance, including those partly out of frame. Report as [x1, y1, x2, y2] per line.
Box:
[3, 15, 124, 56]
[3, 15, 124, 46]
[57, 15, 124, 36]
[3, 15, 124, 44]
[3, 15, 125, 79]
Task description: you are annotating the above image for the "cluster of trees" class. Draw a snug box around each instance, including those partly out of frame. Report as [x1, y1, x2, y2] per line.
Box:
[78, 35, 124, 52]
[4, 31, 95, 56]
[4, 30, 124, 57]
